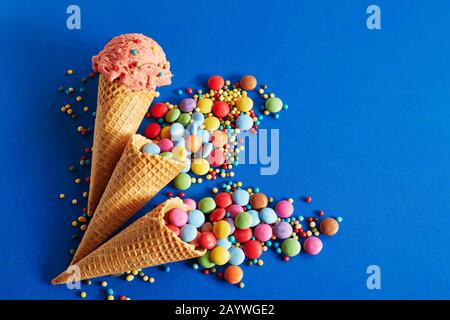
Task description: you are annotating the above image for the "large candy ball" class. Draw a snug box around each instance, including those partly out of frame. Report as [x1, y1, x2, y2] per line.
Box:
[224, 265, 243, 284]
[199, 232, 216, 250]
[303, 236, 323, 255]
[228, 247, 245, 266]
[210, 246, 230, 265]
[281, 238, 301, 257]
[243, 240, 262, 259]
[213, 220, 231, 239]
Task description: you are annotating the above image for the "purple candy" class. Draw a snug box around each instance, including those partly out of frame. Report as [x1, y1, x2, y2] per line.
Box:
[179, 98, 196, 112]
[274, 221, 293, 239]
[225, 218, 236, 234]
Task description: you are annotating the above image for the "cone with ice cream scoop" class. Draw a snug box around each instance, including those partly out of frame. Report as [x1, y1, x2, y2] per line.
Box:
[87, 33, 172, 217]
[52, 198, 205, 284]
[71, 134, 184, 264]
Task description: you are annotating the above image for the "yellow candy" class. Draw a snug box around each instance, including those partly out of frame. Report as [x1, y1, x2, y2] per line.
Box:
[210, 246, 230, 266]
[172, 145, 186, 161]
[197, 98, 213, 114]
[213, 220, 231, 239]
[191, 158, 210, 176]
[160, 126, 171, 139]
[237, 96, 253, 112]
[204, 117, 220, 130]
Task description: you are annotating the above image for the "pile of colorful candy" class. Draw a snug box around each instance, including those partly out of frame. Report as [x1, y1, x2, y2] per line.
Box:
[160, 182, 340, 286]
[55, 69, 338, 299]
[141, 75, 288, 190]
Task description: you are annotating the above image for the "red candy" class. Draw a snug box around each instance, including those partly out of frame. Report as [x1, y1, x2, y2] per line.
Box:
[209, 208, 226, 222]
[212, 101, 230, 118]
[144, 123, 161, 139]
[207, 75, 224, 91]
[207, 149, 225, 166]
[234, 228, 252, 243]
[150, 102, 168, 118]
[199, 232, 217, 250]
[215, 192, 233, 208]
[189, 231, 202, 247]
[166, 224, 180, 236]
[244, 240, 262, 259]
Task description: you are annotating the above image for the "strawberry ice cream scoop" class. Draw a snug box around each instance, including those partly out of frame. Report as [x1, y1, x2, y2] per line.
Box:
[92, 33, 172, 91]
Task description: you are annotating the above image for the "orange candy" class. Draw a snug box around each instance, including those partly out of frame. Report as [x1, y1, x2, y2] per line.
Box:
[239, 75, 257, 91]
[186, 135, 202, 153]
[210, 131, 227, 147]
[224, 265, 243, 284]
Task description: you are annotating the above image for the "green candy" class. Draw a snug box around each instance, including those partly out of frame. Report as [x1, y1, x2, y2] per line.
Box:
[265, 97, 283, 113]
[198, 251, 215, 268]
[281, 238, 301, 257]
[198, 197, 216, 214]
[165, 108, 181, 123]
[173, 173, 191, 190]
[177, 113, 191, 127]
[160, 152, 172, 159]
[234, 212, 253, 229]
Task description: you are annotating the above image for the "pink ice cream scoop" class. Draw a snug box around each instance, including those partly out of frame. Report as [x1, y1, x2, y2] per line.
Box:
[92, 33, 172, 91]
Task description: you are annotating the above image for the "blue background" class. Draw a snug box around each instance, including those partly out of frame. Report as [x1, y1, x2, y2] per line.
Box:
[0, 0, 449, 300]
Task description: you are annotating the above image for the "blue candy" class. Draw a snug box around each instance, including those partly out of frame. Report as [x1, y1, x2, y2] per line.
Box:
[188, 210, 205, 228]
[173, 137, 186, 148]
[232, 189, 250, 206]
[186, 123, 198, 135]
[202, 142, 213, 158]
[192, 112, 204, 125]
[216, 238, 232, 249]
[259, 207, 277, 224]
[181, 157, 191, 173]
[180, 224, 197, 242]
[142, 143, 161, 155]
[197, 129, 210, 144]
[247, 210, 261, 227]
[228, 247, 245, 266]
[236, 114, 253, 131]
[170, 123, 185, 140]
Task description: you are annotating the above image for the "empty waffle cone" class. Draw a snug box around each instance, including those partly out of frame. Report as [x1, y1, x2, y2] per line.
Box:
[52, 198, 205, 284]
[87, 74, 155, 216]
[71, 134, 184, 264]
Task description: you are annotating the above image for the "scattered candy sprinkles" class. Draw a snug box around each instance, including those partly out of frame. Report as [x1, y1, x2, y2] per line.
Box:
[141, 75, 288, 189]
[156, 182, 341, 287]
[56, 68, 342, 299]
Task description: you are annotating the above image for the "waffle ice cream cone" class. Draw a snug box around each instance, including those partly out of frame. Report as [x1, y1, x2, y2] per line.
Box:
[71, 134, 184, 264]
[87, 74, 155, 216]
[52, 198, 205, 284]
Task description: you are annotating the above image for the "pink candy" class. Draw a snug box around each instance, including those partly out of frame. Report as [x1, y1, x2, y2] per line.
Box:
[158, 138, 174, 152]
[275, 200, 294, 218]
[254, 223, 273, 242]
[303, 236, 323, 255]
[183, 198, 197, 210]
[227, 204, 244, 218]
[168, 208, 188, 227]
